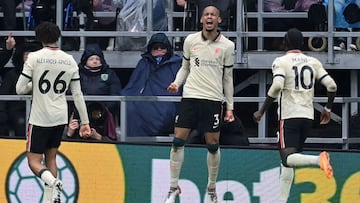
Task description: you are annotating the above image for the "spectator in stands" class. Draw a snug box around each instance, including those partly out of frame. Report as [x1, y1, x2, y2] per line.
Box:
[152, 0, 170, 31]
[30, 0, 56, 25]
[16, 0, 34, 11]
[323, 0, 360, 50]
[66, 43, 122, 141]
[262, 0, 320, 50]
[122, 32, 182, 137]
[0, 0, 16, 30]
[176, 0, 236, 31]
[0, 35, 42, 137]
[0, 34, 16, 136]
[264, 0, 320, 12]
[86, 0, 120, 50]
[116, 0, 168, 31]
[0, 33, 15, 63]
[116, 0, 169, 51]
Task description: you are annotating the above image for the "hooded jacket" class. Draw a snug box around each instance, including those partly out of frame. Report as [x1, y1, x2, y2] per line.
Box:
[77, 43, 122, 112]
[122, 33, 182, 137]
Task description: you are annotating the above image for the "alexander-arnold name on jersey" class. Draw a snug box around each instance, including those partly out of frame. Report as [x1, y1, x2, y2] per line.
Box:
[36, 58, 72, 65]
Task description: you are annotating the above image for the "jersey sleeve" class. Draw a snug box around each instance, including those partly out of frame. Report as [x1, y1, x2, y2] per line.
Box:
[223, 42, 235, 110]
[70, 71, 90, 124]
[174, 34, 192, 86]
[267, 58, 285, 98]
[16, 56, 34, 94]
[224, 42, 235, 67]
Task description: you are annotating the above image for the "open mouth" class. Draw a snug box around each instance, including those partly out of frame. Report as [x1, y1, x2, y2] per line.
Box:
[206, 20, 213, 25]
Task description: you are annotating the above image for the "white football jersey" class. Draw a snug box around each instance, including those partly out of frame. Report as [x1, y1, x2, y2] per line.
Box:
[16, 47, 89, 127]
[174, 31, 235, 110]
[271, 51, 330, 120]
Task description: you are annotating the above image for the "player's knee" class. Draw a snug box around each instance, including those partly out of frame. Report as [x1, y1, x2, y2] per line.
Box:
[172, 137, 186, 148]
[207, 144, 219, 154]
[280, 155, 289, 167]
[280, 148, 297, 167]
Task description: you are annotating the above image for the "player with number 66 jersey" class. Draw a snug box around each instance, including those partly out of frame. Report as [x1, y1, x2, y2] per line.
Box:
[16, 22, 90, 203]
[16, 40, 89, 127]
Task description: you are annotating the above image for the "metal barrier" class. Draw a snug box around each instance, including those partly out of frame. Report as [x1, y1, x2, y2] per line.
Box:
[1, 95, 359, 149]
[1, 0, 360, 69]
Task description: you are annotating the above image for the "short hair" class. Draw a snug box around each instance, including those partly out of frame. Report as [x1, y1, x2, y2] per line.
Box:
[202, 5, 221, 17]
[35, 22, 61, 44]
[284, 28, 304, 50]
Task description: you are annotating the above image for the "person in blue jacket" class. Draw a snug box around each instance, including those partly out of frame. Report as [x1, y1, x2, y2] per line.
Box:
[66, 43, 122, 141]
[122, 32, 182, 137]
[323, 0, 360, 50]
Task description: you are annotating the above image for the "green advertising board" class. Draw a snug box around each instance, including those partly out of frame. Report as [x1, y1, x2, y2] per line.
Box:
[118, 144, 360, 203]
[1, 139, 359, 203]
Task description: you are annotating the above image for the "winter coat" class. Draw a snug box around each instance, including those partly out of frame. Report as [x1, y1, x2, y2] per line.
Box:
[78, 44, 122, 112]
[122, 33, 182, 137]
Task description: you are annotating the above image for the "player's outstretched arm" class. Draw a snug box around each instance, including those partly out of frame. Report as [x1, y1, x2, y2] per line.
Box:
[253, 96, 275, 123]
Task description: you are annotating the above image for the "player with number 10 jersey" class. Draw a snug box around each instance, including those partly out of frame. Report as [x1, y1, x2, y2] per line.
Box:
[271, 52, 331, 120]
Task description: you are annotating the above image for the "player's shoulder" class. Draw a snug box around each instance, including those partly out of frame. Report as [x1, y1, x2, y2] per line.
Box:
[219, 34, 234, 47]
[27, 48, 43, 57]
[184, 32, 201, 42]
[57, 49, 75, 58]
[306, 54, 321, 64]
[271, 55, 288, 71]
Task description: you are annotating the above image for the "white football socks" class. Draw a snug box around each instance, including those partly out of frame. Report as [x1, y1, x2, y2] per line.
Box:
[169, 146, 184, 188]
[286, 153, 319, 167]
[39, 169, 57, 187]
[207, 149, 220, 189]
[279, 164, 294, 202]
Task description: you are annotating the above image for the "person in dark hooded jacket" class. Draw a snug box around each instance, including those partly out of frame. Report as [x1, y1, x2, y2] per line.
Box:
[122, 32, 182, 137]
[78, 43, 122, 109]
[0, 37, 42, 137]
[66, 43, 122, 141]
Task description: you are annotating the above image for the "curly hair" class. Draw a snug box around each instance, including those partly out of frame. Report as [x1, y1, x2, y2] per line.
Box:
[35, 21, 61, 44]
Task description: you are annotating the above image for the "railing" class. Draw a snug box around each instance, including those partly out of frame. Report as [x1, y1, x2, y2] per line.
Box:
[1, 95, 359, 149]
[1, 0, 360, 67]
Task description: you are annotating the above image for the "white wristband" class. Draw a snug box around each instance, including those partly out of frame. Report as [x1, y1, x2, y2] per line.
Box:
[324, 106, 331, 113]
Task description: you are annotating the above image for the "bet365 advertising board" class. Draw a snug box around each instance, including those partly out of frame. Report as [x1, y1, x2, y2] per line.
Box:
[0, 138, 359, 203]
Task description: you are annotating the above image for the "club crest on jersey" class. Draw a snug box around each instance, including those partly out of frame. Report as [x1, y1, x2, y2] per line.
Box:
[214, 48, 221, 56]
[101, 74, 109, 81]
